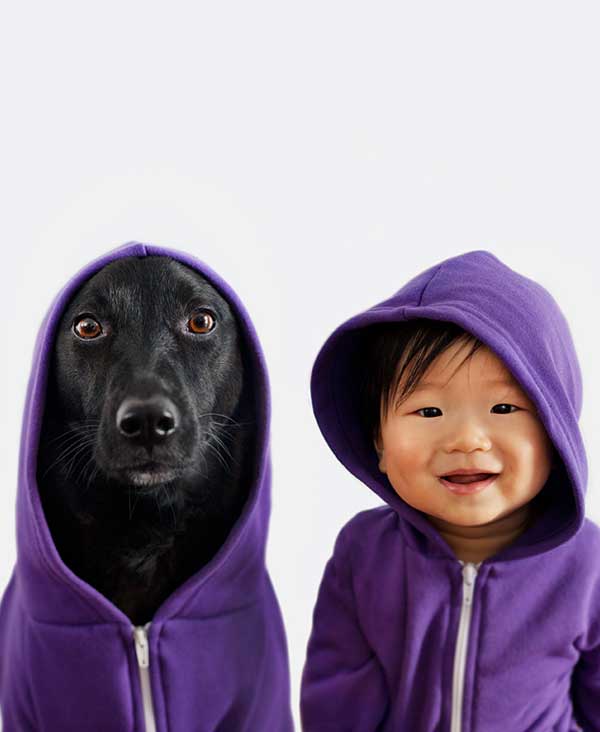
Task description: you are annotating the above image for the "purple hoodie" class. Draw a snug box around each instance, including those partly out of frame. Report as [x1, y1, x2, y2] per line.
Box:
[0, 241, 294, 732]
[301, 250, 600, 731]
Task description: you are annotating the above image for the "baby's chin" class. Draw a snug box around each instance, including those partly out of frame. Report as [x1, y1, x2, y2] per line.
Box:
[425, 500, 533, 532]
[390, 488, 498, 522]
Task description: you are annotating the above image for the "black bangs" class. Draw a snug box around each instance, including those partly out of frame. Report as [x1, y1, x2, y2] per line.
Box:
[356, 318, 484, 447]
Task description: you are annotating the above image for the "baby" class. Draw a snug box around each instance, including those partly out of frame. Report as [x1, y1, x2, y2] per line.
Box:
[301, 250, 599, 731]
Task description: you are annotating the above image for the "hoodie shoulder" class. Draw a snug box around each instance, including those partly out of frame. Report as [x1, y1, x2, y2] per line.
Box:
[339, 505, 398, 542]
[573, 517, 600, 572]
[581, 516, 600, 543]
[336, 505, 404, 569]
[535, 516, 600, 595]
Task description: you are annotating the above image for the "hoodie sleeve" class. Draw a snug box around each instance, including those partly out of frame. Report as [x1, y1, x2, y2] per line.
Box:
[300, 522, 389, 731]
[0, 577, 38, 732]
[571, 618, 600, 730]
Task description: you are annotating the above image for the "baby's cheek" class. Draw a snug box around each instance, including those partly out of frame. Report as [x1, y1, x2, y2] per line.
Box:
[386, 430, 427, 467]
[384, 420, 418, 449]
[386, 451, 425, 496]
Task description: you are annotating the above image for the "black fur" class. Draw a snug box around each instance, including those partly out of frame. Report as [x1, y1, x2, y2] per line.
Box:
[37, 256, 256, 625]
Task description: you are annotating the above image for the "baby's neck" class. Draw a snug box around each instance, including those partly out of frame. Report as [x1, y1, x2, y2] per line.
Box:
[426, 498, 542, 564]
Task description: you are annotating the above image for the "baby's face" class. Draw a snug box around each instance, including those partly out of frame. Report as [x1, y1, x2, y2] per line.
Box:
[375, 340, 554, 528]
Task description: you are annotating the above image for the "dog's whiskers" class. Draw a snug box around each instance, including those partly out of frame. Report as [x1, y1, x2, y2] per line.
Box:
[63, 437, 98, 483]
[44, 420, 101, 448]
[197, 412, 254, 430]
[81, 459, 101, 498]
[41, 429, 98, 480]
[205, 422, 237, 474]
[40, 428, 99, 470]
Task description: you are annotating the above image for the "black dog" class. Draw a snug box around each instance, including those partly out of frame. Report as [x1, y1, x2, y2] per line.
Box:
[37, 255, 256, 626]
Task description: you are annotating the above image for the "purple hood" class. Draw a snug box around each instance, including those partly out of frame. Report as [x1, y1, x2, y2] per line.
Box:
[0, 241, 294, 732]
[301, 250, 600, 731]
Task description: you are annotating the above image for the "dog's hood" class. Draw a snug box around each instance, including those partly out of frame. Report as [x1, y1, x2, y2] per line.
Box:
[310, 249, 587, 560]
[16, 240, 277, 620]
[0, 241, 293, 731]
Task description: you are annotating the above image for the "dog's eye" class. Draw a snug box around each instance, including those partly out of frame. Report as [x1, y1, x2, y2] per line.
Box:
[73, 316, 103, 339]
[187, 309, 215, 334]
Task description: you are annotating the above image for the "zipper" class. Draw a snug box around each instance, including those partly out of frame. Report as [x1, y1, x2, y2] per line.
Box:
[132, 622, 157, 732]
[450, 562, 481, 732]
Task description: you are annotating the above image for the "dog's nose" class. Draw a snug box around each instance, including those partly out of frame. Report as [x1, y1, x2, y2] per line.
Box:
[116, 396, 178, 445]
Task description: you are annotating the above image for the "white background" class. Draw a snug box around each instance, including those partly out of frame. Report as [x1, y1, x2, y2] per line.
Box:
[1, 2, 599, 728]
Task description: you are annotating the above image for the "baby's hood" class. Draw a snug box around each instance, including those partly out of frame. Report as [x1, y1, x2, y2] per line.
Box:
[13, 240, 274, 624]
[310, 250, 587, 561]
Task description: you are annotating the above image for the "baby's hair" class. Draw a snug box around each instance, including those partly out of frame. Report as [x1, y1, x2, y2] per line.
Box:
[357, 318, 484, 447]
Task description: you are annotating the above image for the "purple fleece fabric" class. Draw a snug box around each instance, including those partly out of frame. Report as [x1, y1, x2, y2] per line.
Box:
[0, 241, 294, 731]
[301, 250, 600, 731]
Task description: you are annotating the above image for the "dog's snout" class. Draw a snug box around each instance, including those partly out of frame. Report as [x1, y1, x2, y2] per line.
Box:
[116, 396, 178, 445]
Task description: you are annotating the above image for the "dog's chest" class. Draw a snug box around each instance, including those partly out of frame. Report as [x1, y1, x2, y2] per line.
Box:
[78, 518, 184, 625]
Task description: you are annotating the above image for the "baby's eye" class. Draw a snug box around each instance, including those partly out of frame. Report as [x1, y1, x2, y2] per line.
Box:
[491, 403, 519, 414]
[415, 407, 442, 418]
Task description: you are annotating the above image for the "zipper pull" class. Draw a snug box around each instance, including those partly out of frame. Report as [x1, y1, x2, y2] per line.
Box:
[133, 623, 151, 668]
[461, 563, 478, 607]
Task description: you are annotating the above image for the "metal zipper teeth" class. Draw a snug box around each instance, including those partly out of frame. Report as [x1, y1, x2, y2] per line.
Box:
[451, 562, 480, 732]
[132, 622, 157, 732]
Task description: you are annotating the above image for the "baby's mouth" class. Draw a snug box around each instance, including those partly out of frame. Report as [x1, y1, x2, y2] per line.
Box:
[441, 472, 498, 484]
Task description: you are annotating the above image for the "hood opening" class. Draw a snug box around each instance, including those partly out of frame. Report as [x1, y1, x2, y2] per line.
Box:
[311, 251, 585, 563]
[17, 241, 273, 624]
